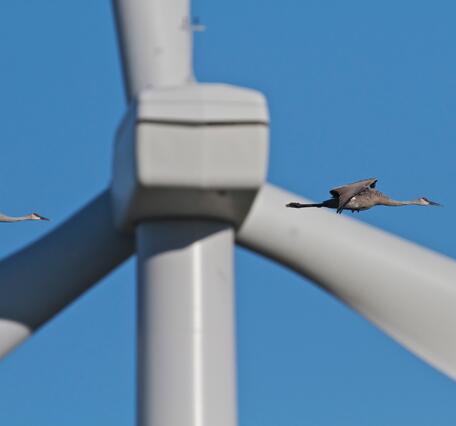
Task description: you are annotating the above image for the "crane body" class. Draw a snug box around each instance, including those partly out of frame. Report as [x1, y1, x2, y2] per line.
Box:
[287, 178, 441, 213]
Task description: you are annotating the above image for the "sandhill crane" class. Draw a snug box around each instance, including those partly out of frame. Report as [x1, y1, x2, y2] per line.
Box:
[0, 212, 49, 223]
[286, 178, 441, 214]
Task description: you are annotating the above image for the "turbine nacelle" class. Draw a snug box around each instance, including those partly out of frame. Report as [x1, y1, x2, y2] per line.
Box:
[112, 84, 269, 231]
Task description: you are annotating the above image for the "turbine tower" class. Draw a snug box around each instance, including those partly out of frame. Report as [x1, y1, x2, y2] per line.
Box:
[0, 1, 455, 425]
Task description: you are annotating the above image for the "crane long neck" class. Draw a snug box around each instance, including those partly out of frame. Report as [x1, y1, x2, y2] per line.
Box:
[378, 197, 420, 207]
[0, 214, 32, 222]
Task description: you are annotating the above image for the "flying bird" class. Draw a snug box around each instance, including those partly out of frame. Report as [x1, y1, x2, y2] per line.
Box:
[286, 178, 441, 214]
[0, 212, 49, 223]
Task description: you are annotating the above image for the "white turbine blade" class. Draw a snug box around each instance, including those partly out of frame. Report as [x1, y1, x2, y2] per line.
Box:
[237, 183, 456, 379]
[113, 0, 193, 98]
[0, 190, 134, 358]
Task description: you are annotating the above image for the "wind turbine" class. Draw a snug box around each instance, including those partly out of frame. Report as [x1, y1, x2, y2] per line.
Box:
[0, 1, 455, 425]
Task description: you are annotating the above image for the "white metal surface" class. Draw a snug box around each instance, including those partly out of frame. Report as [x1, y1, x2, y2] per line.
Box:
[137, 84, 269, 123]
[137, 221, 237, 426]
[0, 190, 134, 357]
[135, 124, 267, 187]
[112, 84, 269, 231]
[113, 0, 193, 97]
[237, 183, 456, 379]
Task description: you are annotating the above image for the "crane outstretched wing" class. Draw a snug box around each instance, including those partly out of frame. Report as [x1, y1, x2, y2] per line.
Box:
[330, 178, 377, 213]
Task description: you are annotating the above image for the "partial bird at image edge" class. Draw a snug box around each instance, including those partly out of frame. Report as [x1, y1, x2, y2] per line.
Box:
[0, 212, 49, 223]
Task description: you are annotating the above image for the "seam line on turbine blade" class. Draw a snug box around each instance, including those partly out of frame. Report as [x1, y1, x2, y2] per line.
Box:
[136, 119, 269, 127]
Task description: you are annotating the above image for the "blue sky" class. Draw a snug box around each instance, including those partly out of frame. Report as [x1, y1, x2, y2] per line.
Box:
[0, 1, 455, 424]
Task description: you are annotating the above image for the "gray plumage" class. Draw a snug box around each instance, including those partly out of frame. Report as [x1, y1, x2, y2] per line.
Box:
[286, 178, 441, 214]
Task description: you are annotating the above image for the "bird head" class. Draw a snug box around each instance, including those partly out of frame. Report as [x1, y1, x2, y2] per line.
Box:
[419, 197, 442, 206]
[30, 213, 50, 221]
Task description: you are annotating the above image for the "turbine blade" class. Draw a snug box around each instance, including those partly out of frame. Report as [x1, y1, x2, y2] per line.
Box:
[0, 190, 134, 358]
[237, 183, 456, 380]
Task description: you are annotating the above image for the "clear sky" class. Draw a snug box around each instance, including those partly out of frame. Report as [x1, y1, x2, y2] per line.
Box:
[0, 1, 455, 425]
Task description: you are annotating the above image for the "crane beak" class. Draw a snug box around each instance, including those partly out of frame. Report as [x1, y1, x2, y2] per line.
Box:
[421, 197, 442, 206]
[32, 213, 50, 221]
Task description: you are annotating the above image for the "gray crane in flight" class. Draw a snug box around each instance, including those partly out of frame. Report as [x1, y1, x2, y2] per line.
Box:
[286, 178, 441, 214]
[0, 212, 49, 223]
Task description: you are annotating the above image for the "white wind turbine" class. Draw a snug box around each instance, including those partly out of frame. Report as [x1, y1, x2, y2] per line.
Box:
[0, 1, 455, 425]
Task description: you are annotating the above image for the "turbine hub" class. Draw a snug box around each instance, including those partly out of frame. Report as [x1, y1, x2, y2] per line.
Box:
[111, 83, 269, 231]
